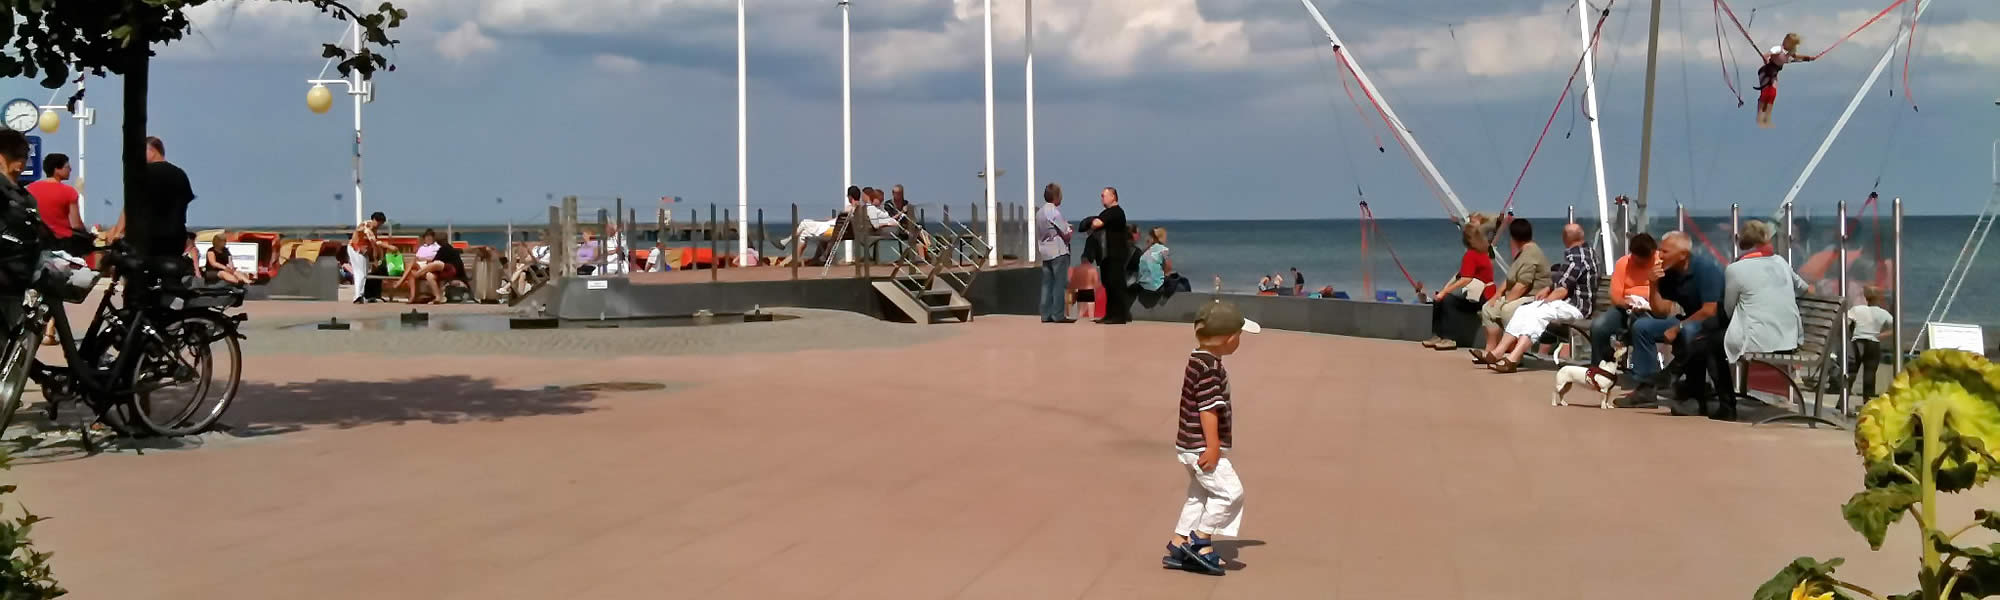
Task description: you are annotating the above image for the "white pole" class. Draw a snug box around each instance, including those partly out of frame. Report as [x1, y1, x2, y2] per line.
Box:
[1577, 3, 1613, 270]
[1777, 0, 1929, 212]
[74, 77, 86, 226]
[351, 22, 365, 227]
[840, 0, 854, 264]
[1296, 0, 1470, 223]
[982, 0, 997, 266]
[1024, 0, 1037, 264]
[737, 0, 750, 265]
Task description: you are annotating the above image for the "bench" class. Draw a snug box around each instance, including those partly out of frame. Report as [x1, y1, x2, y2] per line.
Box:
[1744, 293, 1846, 427]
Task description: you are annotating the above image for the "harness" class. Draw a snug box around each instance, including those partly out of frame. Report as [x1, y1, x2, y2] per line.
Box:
[1585, 365, 1619, 387]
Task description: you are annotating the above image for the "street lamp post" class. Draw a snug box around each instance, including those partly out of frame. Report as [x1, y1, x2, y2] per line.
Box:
[306, 23, 373, 227]
[35, 77, 93, 226]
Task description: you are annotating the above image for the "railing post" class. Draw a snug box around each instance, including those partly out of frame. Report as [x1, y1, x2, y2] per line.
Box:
[1893, 196, 1904, 373]
[1729, 203, 1741, 260]
[1837, 198, 1850, 418]
[548, 204, 565, 278]
[756, 208, 765, 264]
[790, 203, 800, 280]
[710, 203, 719, 282]
[596, 208, 610, 274]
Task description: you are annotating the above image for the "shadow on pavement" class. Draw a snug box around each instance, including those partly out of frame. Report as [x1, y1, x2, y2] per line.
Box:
[223, 375, 607, 433]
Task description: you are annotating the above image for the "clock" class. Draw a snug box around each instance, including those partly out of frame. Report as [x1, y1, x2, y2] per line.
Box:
[2, 99, 37, 133]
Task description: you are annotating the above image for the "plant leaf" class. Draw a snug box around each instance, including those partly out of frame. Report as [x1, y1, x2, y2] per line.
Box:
[1843, 484, 1920, 550]
[1755, 557, 1847, 600]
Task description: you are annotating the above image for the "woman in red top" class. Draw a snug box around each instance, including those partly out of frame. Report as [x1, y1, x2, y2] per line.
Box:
[1423, 224, 1497, 350]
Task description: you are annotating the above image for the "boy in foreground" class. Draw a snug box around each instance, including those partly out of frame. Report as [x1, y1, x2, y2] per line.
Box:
[1163, 301, 1259, 576]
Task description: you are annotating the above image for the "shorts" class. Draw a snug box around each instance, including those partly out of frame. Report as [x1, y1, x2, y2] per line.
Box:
[1072, 288, 1095, 303]
[1758, 84, 1777, 105]
[437, 264, 459, 281]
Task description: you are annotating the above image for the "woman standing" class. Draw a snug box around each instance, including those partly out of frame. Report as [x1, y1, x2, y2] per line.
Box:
[1083, 187, 1130, 324]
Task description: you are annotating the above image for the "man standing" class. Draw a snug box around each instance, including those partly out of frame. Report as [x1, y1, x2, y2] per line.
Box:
[348, 211, 393, 304]
[1289, 267, 1305, 296]
[1036, 183, 1073, 323]
[1627, 232, 1726, 408]
[1082, 187, 1130, 324]
[1471, 218, 1550, 364]
[26, 153, 83, 246]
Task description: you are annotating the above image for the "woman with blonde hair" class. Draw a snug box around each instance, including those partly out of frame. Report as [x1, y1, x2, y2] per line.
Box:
[1423, 223, 1497, 350]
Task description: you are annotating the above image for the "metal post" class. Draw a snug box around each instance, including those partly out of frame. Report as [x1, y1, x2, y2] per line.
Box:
[351, 23, 366, 228]
[1024, 0, 1037, 264]
[982, 0, 998, 266]
[724, 208, 734, 267]
[1838, 199, 1850, 417]
[1783, 202, 1796, 265]
[839, 0, 853, 265]
[596, 208, 609, 274]
[614, 197, 625, 272]
[1576, 1, 1613, 270]
[1893, 197, 1904, 373]
[547, 205, 564, 278]
[709, 204, 719, 282]
[1295, 0, 1471, 223]
[1567, 205, 1575, 224]
[756, 208, 765, 263]
[1675, 203, 1687, 232]
[790, 203, 800, 280]
[1634, 0, 1663, 232]
[1778, 0, 1931, 213]
[737, 0, 751, 268]
[1730, 203, 1741, 260]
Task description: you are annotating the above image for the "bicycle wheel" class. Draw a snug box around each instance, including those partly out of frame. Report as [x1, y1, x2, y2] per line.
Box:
[128, 314, 241, 437]
[0, 327, 36, 436]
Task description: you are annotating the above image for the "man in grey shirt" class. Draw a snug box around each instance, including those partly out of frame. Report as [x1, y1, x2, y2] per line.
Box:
[1037, 183, 1074, 323]
[1473, 218, 1551, 364]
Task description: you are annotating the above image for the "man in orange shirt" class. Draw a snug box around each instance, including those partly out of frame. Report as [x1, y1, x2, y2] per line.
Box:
[1587, 233, 1656, 371]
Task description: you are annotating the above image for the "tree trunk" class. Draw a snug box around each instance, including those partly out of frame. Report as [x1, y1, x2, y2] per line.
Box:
[121, 47, 147, 247]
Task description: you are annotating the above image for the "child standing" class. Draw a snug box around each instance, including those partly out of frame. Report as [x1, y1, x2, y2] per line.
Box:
[1163, 301, 1260, 576]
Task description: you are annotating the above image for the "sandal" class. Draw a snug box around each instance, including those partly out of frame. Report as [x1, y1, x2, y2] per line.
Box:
[1177, 537, 1226, 575]
[1161, 543, 1190, 570]
[1469, 350, 1498, 365]
[1490, 358, 1520, 374]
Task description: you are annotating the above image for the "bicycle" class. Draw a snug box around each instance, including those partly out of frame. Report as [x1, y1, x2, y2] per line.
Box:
[0, 242, 246, 450]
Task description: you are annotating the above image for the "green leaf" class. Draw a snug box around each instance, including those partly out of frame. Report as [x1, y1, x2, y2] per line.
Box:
[1843, 484, 1920, 550]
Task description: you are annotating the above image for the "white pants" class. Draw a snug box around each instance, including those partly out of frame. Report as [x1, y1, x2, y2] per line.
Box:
[1174, 452, 1245, 537]
[1503, 300, 1584, 338]
[346, 246, 368, 300]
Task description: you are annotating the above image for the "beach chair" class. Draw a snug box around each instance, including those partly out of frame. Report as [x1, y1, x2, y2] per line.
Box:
[1374, 290, 1402, 303]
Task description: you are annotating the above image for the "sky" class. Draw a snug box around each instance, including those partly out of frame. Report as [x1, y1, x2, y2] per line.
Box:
[3, 0, 1997, 228]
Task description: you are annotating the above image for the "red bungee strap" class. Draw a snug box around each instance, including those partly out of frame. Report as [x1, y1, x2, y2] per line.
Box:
[1493, 5, 1614, 224]
[1359, 202, 1421, 295]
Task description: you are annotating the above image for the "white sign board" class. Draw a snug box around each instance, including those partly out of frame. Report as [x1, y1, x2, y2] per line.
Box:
[1926, 322, 1985, 354]
[225, 242, 259, 275]
[585, 279, 609, 290]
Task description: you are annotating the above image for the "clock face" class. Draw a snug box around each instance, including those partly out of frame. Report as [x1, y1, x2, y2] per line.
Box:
[2, 99, 36, 133]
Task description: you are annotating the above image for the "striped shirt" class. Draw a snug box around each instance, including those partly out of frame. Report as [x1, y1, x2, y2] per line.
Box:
[1551, 244, 1598, 315]
[1176, 350, 1232, 452]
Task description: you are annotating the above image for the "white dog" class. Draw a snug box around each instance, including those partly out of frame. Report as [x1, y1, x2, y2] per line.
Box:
[1552, 346, 1630, 409]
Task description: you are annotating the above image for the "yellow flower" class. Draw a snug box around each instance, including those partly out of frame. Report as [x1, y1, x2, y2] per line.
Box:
[1789, 580, 1833, 600]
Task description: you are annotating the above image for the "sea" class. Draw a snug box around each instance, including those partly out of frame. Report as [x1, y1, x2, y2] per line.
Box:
[448, 214, 1998, 334]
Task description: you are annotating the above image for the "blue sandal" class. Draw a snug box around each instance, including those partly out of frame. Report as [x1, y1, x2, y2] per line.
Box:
[1161, 543, 1189, 569]
[1177, 537, 1227, 575]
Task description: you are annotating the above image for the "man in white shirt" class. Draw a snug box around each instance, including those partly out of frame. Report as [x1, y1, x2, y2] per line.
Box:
[1036, 183, 1073, 323]
[1845, 286, 1894, 397]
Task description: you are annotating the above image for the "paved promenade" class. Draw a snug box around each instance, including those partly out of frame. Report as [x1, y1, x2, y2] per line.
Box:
[6, 302, 1982, 599]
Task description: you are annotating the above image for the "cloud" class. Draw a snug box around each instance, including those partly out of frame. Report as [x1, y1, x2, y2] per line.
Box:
[436, 22, 499, 61]
[592, 53, 645, 73]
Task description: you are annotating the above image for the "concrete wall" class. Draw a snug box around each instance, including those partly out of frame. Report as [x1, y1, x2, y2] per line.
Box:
[1128, 292, 1437, 341]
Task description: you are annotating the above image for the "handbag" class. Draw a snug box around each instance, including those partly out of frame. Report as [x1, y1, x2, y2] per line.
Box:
[384, 251, 406, 277]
